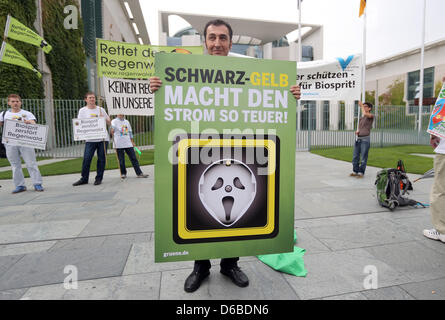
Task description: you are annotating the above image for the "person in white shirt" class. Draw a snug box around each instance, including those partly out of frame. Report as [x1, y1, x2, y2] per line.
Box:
[110, 114, 148, 179]
[423, 135, 445, 243]
[72, 92, 111, 186]
[0, 94, 44, 193]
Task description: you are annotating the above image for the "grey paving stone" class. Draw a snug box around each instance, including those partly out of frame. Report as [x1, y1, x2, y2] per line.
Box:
[30, 192, 117, 204]
[0, 204, 55, 225]
[78, 215, 153, 237]
[283, 248, 411, 300]
[0, 153, 442, 300]
[119, 201, 154, 218]
[102, 233, 151, 247]
[320, 292, 368, 300]
[361, 286, 416, 300]
[293, 228, 331, 255]
[43, 204, 124, 221]
[401, 278, 445, 300]
[48, 237, 107, 252]
[295, 189, 382, 218]
[0, 219, 90, 245]
[123, 241, 194, 275]
[0, 288, 28, 300]
[0, 255, 23, 275]
[294, 216, 339, 229]
[0, 241, 57, 257]
[160, 260, 299, 300]
[364, 241, 445, 282]
[306, 219, 415, 251]
[330, 212, 390, 225]
[21, 273, 161, 300]
[0, 192, 40, 206]
[0, 242, 132, 291]
[417, 237, 445, 257]
[390, 214, 445, 253]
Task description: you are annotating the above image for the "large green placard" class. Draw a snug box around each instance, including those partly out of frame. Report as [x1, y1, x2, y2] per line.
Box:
[154, 53, 297, 262]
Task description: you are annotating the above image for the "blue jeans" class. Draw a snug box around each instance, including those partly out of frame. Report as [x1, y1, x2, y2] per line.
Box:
[352, 136, 370, 174]
[81, 141, 108, 182]
[116, 147, 142, 176]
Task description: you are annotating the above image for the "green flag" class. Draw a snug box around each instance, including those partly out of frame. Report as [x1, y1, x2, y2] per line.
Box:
[4, 15, 52, 53]
[0, 41, 42, 78]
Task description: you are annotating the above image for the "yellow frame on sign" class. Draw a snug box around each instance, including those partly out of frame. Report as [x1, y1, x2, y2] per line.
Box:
[176, 138, 277, 240]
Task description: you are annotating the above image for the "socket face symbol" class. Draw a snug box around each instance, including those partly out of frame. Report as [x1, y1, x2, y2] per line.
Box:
[199, 159, 257, 227]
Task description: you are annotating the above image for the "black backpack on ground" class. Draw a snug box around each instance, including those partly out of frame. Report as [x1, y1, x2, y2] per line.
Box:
[375, 160, 425, 211]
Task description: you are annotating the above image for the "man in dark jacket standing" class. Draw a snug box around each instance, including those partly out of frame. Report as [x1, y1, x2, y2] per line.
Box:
[351, 101, 374, 178]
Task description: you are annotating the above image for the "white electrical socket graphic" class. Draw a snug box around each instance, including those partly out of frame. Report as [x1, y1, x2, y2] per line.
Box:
[199, 159, 257, 227]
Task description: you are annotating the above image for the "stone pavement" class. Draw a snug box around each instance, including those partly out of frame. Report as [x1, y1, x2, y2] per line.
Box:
[0, 152, 444, 300]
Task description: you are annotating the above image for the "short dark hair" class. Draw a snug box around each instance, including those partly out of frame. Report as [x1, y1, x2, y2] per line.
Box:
[203, 19, 233, 40]
[84, 91, 96, 99]
[364, 102, 373, 109]
[7, 94, 21, 101]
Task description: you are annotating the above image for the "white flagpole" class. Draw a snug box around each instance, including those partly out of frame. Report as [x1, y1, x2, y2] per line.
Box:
[418, 0, 426, 132]
[357, 6, 367, 135]
[297, 0, 302, 132]
[298, 0, 302, 61]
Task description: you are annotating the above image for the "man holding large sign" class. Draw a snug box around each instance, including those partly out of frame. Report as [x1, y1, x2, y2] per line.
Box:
[151, 19, 301, 293]
[72, 92, 111, 187]
[0, 94, 44, 193]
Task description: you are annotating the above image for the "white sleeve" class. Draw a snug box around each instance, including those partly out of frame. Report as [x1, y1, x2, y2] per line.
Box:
[77, 107, 84, 119]
[101, 107, 110, 121]
[26, 111, 37, 121]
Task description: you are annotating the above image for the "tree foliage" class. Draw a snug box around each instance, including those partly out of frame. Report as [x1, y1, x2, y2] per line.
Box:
[379, 79, 405, 106]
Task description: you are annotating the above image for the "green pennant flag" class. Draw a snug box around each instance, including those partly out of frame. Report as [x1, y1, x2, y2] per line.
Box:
[0, 41, 42, 78]
[4, 15, 52, 53]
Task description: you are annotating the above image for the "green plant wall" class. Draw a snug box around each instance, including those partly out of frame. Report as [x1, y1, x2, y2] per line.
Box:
[0, 0, 88, 100]
[0, 0, 44, 99]
[42, 0, 88, 99]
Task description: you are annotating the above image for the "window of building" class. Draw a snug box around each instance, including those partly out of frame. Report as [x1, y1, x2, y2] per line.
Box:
[323, 101, 330, 130]
[302, 46, 313, 61]
[81, 0, 103, 60]
[300, 101, 316, 130]
[407, 67, 435, 102]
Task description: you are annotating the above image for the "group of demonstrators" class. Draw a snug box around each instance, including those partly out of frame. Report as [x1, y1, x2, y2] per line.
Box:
[0, 94, 44, 193]
[1, 18, 444, 296]
[0, 92, 148, 193]
[71, 92, 148, 187]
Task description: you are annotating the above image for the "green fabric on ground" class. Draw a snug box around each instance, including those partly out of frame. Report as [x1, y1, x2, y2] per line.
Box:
[257, 230, 307, 277]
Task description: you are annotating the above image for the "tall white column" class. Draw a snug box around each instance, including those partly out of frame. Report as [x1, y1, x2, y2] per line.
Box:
[329, 101, 339, 130]
[316, 101, 323, 131]
[262, 42, 273, 60]
[345, 100, 355, 130]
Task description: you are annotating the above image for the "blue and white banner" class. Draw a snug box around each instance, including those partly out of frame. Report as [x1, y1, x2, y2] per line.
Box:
[297, 54, 362, 101]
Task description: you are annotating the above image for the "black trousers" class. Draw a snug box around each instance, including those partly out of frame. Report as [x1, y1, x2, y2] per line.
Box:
[116, 147, 142, 176]
[193, 257, 239, 272]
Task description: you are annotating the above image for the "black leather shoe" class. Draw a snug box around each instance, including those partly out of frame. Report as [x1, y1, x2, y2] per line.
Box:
[220, 266, 249, 287]
[94, 180, 102, 185]
[73, 179, 87, 186]
[184, 270, 210, 293]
